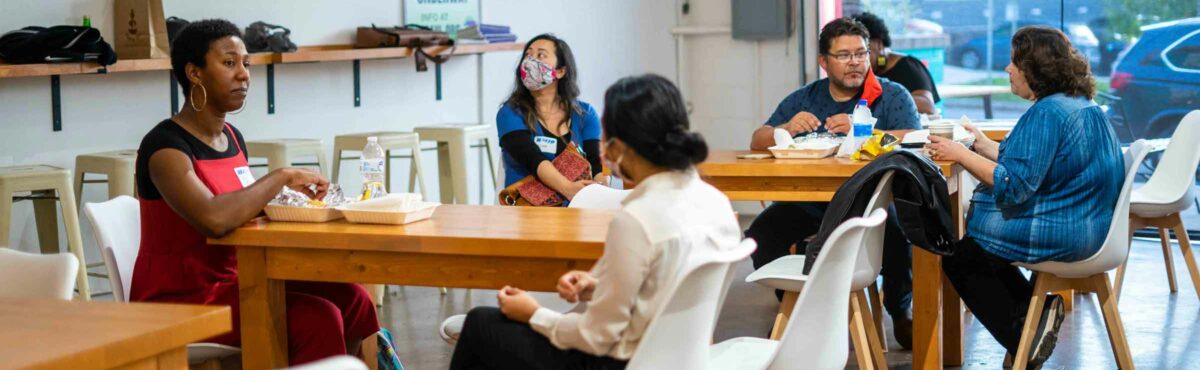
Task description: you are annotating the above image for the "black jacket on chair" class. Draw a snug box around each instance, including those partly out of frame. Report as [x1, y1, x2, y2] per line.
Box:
[803, 149, 958, 274]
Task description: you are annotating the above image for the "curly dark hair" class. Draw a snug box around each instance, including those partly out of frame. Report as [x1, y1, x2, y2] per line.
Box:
[819, 17, 870, 55]
[853, 12, 890, 47]
[504, 34, 581, 133]
[171, 19, 242, 92]
[1011, 26, 1096, 99]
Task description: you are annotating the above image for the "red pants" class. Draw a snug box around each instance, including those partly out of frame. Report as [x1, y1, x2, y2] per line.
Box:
[210, 281, 380, 365]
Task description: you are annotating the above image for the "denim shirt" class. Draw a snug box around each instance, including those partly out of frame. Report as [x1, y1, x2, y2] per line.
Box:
[967, 93, 1124, 263]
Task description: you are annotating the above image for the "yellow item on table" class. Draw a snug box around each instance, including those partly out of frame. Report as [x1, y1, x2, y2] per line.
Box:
[851, 131, 900, 161]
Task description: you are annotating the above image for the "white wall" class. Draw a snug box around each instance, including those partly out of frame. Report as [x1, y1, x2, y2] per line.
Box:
[0, 1, 677, 261]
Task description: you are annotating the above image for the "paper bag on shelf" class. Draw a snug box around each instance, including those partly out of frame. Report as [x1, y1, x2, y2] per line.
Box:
[113, 0, 170, 59]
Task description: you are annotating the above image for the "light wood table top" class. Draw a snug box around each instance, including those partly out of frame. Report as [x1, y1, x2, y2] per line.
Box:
[211, 204, 615, 369]
[211, 204, 613, 259]
[0, 299, 231, 370]
[697, 150, 960, 202]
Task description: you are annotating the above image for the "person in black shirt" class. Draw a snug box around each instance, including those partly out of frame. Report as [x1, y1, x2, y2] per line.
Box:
[854, 13, 941, 115]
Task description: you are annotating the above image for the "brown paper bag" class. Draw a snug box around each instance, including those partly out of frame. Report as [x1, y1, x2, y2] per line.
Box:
[113, 0, 170, 59]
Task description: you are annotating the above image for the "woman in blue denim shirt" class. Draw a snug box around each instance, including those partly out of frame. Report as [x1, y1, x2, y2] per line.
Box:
[926, 26, 1124, 369]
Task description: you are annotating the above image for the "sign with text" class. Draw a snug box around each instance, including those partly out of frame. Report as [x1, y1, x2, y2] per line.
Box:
[403, 0, 480, 39]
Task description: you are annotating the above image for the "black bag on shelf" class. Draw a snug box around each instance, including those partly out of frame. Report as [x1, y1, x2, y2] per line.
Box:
[0, 25, 117, 65]
[243, 21, 297, 53]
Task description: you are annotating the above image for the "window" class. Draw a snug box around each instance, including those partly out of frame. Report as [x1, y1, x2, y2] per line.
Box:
[1164, 30, 1200, 71]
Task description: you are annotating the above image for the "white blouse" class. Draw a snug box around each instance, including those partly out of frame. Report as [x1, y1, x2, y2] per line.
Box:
[528, 169, 742, 359]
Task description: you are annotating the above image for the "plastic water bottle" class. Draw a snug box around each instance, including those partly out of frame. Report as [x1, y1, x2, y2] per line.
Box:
[360, 137, 387, 200]
[852, 99, 874, 138]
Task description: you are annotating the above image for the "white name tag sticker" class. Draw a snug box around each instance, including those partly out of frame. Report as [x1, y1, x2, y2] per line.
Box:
[534, 136, 558, 154]
[234, 166, 256, 187]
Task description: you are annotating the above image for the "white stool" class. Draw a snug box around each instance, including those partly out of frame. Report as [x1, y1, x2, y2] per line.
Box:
[73, 150, 136, 209]
[413, 124, 499, 204]
[332, 132, 428, 198]
[246, 139, 329, 177]
[0, 165, 91, 300]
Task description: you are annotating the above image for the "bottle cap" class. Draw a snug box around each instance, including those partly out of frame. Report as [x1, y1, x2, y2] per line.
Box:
[858, 99, 868, 106]
[367, 136, 378, 142]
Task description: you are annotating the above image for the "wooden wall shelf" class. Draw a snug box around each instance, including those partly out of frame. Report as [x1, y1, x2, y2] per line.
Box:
[0, 42, 523, 131]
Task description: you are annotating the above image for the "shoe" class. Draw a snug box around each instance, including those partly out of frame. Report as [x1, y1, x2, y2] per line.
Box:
[1026, 295, 1065, 370]
[892, 311, 913, 351]
[439, 314, 466, 345]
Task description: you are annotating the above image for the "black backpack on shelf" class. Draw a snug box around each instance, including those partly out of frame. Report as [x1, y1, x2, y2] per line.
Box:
[243, 21, 297, 53]
[0, 25, 117, 65]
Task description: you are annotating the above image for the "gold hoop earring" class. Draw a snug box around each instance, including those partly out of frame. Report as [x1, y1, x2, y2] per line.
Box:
[189, 84, 208, 112]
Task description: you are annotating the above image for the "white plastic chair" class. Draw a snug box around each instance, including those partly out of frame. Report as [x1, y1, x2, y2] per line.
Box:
[569, 184, 633, 209]
[286, 355, 368, 370]
[626, 239, 756, 370]
[1008, 139, 1151, 370]
[710, 209, 887, 370]
[1115, 111, 1200, 300]
[745, 171, 895, 369]
[83, 196, 241, 367]
[0, 247, 79, 300]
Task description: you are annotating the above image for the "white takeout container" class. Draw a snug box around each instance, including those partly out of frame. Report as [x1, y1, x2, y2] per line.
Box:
[336, 201, 439, 225]
[767, 143, 839, 159]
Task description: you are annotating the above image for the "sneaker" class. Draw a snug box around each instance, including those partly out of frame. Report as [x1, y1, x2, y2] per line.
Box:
[1026, 295, 1065, 370]
[439, 314, 466, 345]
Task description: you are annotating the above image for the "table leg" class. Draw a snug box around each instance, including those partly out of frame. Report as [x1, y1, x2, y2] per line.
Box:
[913, 248, 943, 370]
[944, 183, 964, 366]
[238, 246, 288, 369]
[983, 95, 994, 119]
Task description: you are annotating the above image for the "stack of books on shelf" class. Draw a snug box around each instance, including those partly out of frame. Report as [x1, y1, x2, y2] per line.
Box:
[457, 21, 517, 44]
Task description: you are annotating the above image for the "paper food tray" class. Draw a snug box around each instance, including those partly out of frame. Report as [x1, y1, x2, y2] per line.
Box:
[265, 204, 343, 223]
[337, 202, 440, 225]
[768, 144, 839, 159]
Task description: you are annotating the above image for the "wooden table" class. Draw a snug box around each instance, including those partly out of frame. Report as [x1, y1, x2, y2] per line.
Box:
[210, 204, 614, 369]
[0, 299, 231, 370]
[698, 150, 965, 370]
[939, 84, 1013, 119]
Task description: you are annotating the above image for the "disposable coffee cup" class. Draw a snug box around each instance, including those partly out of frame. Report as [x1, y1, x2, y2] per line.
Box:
[929, 122, 954, 141]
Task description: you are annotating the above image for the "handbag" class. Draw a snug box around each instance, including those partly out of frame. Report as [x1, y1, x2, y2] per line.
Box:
[355, 24, 453, 72]
[499, 142, 593, 207]
[243, 21, 297, 53]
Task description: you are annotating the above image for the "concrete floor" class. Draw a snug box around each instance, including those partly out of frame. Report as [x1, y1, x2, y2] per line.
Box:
[376, 234, 1200, 370]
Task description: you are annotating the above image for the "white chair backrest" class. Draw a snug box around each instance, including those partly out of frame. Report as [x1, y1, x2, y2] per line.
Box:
[1140, 110, 1200, 205]
[768, 209, 886, 370]
[1076, 139, 1153, 273]
[852, 171, 894, 290]
[285, 355, 367, 370]
[568, 184, 632, 209]
[0, 248, 79, 300]
[625, 239, 756, 370]
[83, 196, 140, 302]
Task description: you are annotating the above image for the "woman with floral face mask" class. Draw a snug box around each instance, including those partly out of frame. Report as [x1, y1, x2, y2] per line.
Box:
[449, 74, 738, 370]
[496, 34, 605, 201]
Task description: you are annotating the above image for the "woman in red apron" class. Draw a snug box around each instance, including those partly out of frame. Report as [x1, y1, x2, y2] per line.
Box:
[129, 19, 379, 366]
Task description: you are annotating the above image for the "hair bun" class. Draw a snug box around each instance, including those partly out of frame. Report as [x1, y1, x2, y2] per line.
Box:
[660, 130, 709, 168]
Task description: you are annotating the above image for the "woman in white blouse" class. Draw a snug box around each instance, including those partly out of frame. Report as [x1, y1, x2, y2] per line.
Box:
[448, 74, 742, 370]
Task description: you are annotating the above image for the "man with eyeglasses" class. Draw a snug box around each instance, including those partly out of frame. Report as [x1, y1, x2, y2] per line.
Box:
[745, 17, 922, 349]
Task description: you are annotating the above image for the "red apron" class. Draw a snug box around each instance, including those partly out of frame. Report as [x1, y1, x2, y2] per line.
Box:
[130, 123, 245, 308]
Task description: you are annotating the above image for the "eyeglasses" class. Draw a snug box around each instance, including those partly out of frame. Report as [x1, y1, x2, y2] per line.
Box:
[825, 51, 870, 63]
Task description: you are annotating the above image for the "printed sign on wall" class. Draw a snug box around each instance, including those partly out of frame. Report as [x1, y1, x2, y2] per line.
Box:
[403, 0, 480, 39]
